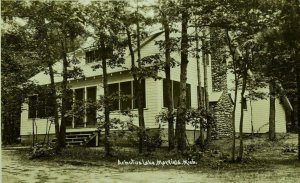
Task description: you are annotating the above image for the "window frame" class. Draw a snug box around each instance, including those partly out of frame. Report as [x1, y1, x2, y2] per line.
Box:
[28, 94, 56, 119]
[108, 80, 146, 112]
[85, 48, 113, 64]
[28, 94, 38, 119]
[163, 79, 191, 109]
[242, 98, 247, 110]
[86, 86, 97, 126]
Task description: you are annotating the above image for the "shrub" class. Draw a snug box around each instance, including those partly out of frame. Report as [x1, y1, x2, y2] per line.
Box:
[29, 143, 55, 159]
[144, 131, 163, 152]
[182, 146, 204, 161]
[282, 144, 298, 153]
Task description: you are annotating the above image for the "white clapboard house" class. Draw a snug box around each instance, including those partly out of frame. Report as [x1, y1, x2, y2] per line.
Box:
[20, 29, 292, 146]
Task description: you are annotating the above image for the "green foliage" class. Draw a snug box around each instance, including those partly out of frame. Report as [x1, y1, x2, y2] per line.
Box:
[1, 2, 42, 144]
[124, 129, 163, 153]
[182, 145, 204, 161]
[156, 108, 215, 134]
[282, 144, 298, 154]
[29, 143, 56, 159]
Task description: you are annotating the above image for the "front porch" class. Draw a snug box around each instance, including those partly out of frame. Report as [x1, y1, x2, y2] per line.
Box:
[66, 127, 97, 133]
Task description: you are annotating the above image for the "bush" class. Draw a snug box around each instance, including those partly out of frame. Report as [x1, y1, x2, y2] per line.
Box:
[144, 131, 163, 152]
[282, 144, 298, 153]
[245, 144, 256, 153]
[29, 143, 55, 159]
[182, 146, 204, 161]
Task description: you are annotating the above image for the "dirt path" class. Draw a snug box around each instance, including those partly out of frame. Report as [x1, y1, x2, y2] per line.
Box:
[2, 149, 300, 183]
[1, 150, 220, 183]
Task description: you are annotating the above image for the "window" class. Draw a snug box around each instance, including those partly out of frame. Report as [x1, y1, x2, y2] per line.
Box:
[242, 98, 247, 110]
[74, 88, 84, 127]
[28, 95, 37, 118]
[86, 50, 100, 63]
[163, 79, 170, 107]
[163, 80, 191, 108]
[120, 81, 132, 110]
[86, 87, 97, 126]
[108, 83, 119, 111]
[85, 48, 113, 64]
[107, 80, 146, 111]
[186, 84, 191, 108]
[36, 92, 55, 118]
[197, 86, 205, 106]
[133, 79, 146, 109]
[173, 81, 180, 108]
[28, 94, 56, 119]
[75, 88, 84, 101]
[65, 87, 95, 127]
[65, 89, 73, 127]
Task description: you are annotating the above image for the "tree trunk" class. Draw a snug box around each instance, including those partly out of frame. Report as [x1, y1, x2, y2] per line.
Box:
[163, 20, 175, 150]
[297, 67, 300, 160]
[136, 19, 146, 153]
[101, 39, 111, 157]
[196, 27, 205, 148]
[126, 27, 146, 152]
[137, 80, 145, 153]
[237, 69, 248, 162]
[250, 99, 254, 136]
[175, 0, 189, 151]
[269, 81, 276, 141]
[58, 39, 68, 151]
[231, 78, 238, 162]
[48, 64, 60, 142]
[225, 29, 237, 162]
[203, 38, 211, 144]
[32, 118, 35, 146]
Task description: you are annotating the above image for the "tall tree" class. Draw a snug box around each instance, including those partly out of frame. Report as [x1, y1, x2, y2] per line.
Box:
[1, 1, 85, 149]
[135, 2, 146, 153]
[27, 1, 62, 144]
[256, 0, 299, 147]
[51, 2, 85, 150]
[279, 0, 300, 160]
[194, 0, 276, 161]
[121, 1, 162, 153]
[1, 1, 49, 145]
[202, 31, 211, 144]
[86, 1, 125, 156]
[196, 27, 205, 147]
[269, 80, 276, 140]
[175, 0, 189, 151]
[156, 0, 180, 150]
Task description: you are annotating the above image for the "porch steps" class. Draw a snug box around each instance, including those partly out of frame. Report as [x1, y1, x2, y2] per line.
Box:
[52, 131, 97, 147]
[66, 131, 96, 147]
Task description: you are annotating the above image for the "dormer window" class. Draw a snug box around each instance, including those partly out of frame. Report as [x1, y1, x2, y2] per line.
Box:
[85, 48, 113, 64]
[86, 50, 100, 64]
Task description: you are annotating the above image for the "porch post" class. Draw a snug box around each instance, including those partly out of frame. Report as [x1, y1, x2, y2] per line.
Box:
[95, 133, 99, 147]
[72, 89, 75, 128]
[84, 87, 87, 128]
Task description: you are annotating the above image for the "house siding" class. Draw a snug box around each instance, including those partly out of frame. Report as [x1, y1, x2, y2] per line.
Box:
[20, 103, 56, 136]
[235, 96, 287, 133]
[25, 29, 210, 126]
[226, 60, 288, 134]
[20, 73, 164, 136]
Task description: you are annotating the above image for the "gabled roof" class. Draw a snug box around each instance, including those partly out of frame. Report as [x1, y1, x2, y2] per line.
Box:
[29, 31, 164, 85]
